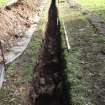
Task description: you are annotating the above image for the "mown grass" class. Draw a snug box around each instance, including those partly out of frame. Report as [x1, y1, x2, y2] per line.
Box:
[60, 1, 105, 105]
[78, 0, 105, 18]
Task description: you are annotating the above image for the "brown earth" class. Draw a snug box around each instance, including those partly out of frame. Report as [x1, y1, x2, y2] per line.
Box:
[28, 1, 71, 105]
[0, 0, 42, 61]
[0, 1, 71, 105]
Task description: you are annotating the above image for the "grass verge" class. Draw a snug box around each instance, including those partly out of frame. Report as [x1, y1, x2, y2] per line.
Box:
[59, 0, 105, 105]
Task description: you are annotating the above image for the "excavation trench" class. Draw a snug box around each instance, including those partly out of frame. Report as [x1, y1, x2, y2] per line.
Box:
[28, 5, 70, 104]
[29, 24, 70, 105]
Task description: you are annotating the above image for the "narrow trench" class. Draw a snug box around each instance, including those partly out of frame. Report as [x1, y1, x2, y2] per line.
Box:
[28, 0, 71, 105]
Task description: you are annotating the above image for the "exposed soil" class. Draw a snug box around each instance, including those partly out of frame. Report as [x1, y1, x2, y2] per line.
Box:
[28, 2, 70, 105]
[0, 0, 42, 62]
[0, 1, 71, 105]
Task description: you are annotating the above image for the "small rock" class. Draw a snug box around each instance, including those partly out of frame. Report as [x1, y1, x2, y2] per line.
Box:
[40, 78, 45, 85]
[5, 6, 11, 10]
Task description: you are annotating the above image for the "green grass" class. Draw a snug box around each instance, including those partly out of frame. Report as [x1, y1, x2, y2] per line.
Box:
[60, 1, 105, 105]
[0, 0, 8, 6]
[78, 0, 105, 18]
[59, 1, 89, 105]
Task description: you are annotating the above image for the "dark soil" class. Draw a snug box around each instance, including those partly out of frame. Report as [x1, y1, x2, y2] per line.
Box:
[28, 1, 71, 105]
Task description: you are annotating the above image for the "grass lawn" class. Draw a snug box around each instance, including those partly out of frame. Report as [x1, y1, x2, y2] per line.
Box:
[0, 0, 8, 6]
[78, 0, 105, 18]
[60, 0, 105, 105]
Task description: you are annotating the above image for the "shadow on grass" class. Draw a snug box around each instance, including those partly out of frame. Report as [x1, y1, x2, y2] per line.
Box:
[64, 12, 105, 105]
